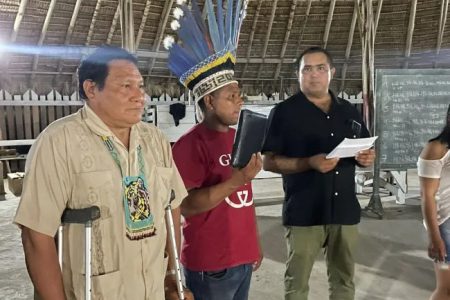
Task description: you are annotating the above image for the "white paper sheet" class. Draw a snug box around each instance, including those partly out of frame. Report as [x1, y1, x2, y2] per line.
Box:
[326, 136, 378, 159]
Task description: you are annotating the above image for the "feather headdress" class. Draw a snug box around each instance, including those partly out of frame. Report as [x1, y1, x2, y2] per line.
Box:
[164, 0, 248, 100]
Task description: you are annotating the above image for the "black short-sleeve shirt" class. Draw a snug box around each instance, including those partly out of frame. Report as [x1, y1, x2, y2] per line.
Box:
[262, 91, 370, 226]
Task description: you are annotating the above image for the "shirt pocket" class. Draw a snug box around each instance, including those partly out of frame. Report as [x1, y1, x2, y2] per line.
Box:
[91, 270, 125, 300]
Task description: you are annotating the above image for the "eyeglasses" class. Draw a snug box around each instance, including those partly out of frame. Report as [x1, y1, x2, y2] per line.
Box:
[300, 65, 330, 74]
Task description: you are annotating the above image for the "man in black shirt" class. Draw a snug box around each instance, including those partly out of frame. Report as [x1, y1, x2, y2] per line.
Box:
[262, 47, 375, 300]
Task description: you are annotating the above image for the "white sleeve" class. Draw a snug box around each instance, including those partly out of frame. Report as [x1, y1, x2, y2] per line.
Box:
[417, 157, 443, 179]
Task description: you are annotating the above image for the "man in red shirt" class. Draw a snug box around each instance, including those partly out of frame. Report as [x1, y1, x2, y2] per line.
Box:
[172, 81, 263, 300]
[166, 1, 262, 298]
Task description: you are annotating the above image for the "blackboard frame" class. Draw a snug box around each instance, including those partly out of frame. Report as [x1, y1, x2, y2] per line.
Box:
[375, 69, 450, 170]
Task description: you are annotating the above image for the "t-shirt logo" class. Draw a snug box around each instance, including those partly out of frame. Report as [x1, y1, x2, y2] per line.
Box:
[225, 189, 253, 208]
[219, 154, 231, 166]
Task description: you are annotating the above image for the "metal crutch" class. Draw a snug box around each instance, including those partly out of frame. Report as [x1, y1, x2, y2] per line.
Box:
[165, 189, 185, 300]
[58, 206, 101, 300]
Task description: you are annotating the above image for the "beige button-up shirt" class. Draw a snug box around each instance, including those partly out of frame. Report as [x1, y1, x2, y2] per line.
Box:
[15, 105, 187, 299]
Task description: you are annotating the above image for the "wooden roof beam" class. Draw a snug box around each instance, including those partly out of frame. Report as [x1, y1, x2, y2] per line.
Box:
[295, 0, 312, 57]
[322, 0, 337, 49]
[241, 0, 263, 78]
[30, 0, 57, 83]
[434, 0, 449, 67]
[10, 0, 28, 43]
[374, 0, 383, 38]
[135, 0, 152, 50]
[340, 1, 358, 92]
[106, 4, 121, 45]
[274, 0, 298, 80]
[86, 0, 103, 46]
[120, 0, 135, 51]
[403, 0, 417, 68]
[147, 0, 174, 75]
[257, 0, 279, 79]
[54, 0, 83, 83]
[3, 0, 28, 70]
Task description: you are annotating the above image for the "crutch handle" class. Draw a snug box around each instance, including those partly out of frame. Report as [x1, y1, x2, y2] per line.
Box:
[61, 206, 101, 224]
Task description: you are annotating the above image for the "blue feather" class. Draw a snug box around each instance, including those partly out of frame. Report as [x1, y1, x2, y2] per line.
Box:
[217, 0, 225, 47]
[166, 0, 248, 84]
[225, 0, 233, 46]
[191, 0, 209, 40]
[232, 0, 243, 45]
[206, 0, 221, 51]
[178, 5, 210, 58]
[168, 45, 196, 77]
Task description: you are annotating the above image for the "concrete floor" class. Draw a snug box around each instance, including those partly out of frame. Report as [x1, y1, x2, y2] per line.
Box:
[0, 171, 435, 300]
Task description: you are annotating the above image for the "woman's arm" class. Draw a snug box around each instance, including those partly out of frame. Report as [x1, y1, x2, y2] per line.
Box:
[419, 141, 447, 262]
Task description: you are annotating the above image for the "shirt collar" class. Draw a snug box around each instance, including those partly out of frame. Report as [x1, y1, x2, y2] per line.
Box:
[81, 104, 141, 150]
[81, 104, 115, 137]
[298, 90, 341, 113]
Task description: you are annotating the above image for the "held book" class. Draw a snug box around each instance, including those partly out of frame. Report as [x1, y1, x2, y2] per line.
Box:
[231, 109, 268, 168]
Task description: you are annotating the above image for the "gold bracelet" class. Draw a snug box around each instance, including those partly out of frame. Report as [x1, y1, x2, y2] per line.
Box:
[166, 269, 177, 277]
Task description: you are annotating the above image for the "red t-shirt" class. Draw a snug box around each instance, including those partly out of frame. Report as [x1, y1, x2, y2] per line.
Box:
[172, 123, 260, 271]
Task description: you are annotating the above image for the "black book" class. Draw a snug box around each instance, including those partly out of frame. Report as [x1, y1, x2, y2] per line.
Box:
[231, 109, 268, 168]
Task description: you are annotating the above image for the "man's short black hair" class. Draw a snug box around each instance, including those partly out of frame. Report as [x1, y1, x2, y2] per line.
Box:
[296, 47, 334, 71]
[78, 46, 138, 100]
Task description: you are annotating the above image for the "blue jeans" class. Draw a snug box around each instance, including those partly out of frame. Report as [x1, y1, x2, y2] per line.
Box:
[439, 217, 450, 261]
[184, 264, 253, 300]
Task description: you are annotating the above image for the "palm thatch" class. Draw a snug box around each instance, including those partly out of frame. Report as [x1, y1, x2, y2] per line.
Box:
[0, 0, 449, 96]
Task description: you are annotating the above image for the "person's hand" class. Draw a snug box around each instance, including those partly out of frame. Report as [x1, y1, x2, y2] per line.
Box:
[308, 154, 339, 173]
[252, 253, 264, 271]
[355, 149, 375, 167]
[231, 153, 263, 186]
[428, 236, 447, 263]
[164, 277, 195, 300]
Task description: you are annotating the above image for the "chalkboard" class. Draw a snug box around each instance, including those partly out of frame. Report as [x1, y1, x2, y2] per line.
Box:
[376, 69, 450, 169]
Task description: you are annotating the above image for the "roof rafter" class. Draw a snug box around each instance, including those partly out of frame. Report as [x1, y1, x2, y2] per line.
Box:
[374, 0, 383, 38]
[274, 0, 298, 80]
[147, 0, 174, 75]
[339, 1, 358, 92]
[106, 4, 121, 45]
[3, 0, 28, 70]
[54, 0, 83, 84]
[86, 0, 103, 46]
[120, 0, 135, 51]
[434, 0, 449, 67]
[257, 0, 279, 79]
[241, 0, 263, 78]
[29, 0, 57, 83]
[322, 0, 337, 48]
[135, 0, 152, 50]
[295, 0, 312, 57]
[10, 0, 28, 43]
[403, 0, 418, 68]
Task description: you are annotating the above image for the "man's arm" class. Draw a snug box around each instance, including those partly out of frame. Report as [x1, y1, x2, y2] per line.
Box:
[22, 227, 65, 300]
[263, 152, 339, 175]
[180, 153, 262, 218]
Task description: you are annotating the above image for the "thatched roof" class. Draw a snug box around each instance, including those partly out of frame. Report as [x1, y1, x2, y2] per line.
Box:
[0, 0, 449, 96]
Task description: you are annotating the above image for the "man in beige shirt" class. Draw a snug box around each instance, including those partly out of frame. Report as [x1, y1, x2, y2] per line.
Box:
[14, 47, 193, 300]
